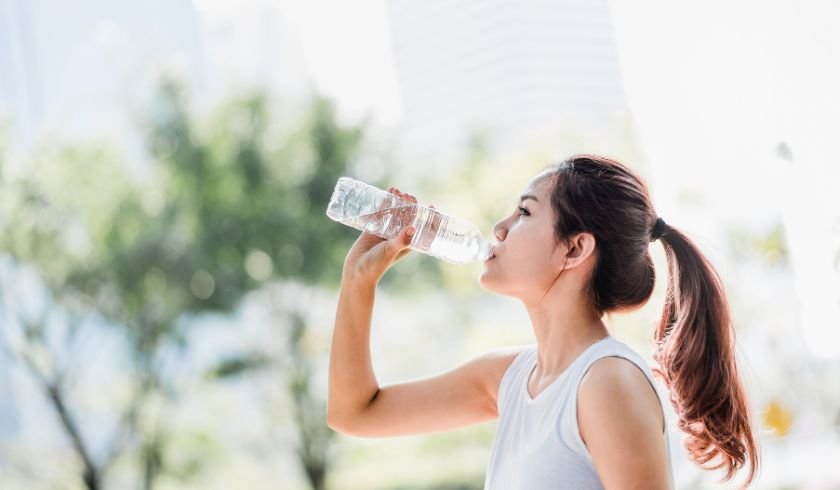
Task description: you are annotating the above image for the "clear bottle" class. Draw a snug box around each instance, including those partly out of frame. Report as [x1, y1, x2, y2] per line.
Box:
[326, 176, 493, 264]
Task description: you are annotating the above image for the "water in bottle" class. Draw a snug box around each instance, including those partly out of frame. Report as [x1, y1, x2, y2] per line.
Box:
[326, 176, 493, 264]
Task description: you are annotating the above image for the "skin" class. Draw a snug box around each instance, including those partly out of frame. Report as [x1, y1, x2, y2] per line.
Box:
[479, 171, 610, 386]
[331, 177, 670, 488]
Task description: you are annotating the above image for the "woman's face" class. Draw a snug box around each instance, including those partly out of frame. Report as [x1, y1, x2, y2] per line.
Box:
[479, 172, 568, 300]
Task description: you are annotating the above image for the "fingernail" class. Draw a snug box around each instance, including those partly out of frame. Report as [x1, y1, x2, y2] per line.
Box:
[407, 226, 415, 236]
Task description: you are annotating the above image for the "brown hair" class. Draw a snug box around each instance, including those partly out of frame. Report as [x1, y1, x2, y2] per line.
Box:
[543, 154, 759, 487]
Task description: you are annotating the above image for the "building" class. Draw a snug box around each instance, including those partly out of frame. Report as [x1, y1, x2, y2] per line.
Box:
[385, 0, 626, 170]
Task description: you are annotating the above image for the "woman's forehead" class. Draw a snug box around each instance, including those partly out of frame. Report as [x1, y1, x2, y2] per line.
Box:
[522, 172, 556, 198]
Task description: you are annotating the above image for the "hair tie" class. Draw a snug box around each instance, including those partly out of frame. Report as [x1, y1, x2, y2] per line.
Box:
[651, 217, 667, 242]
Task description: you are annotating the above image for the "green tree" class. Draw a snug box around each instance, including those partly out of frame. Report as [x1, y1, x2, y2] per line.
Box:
[0, 78, 444, 490]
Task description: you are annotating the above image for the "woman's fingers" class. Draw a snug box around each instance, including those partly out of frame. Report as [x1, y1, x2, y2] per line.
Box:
[393, 187, 417, 203]
[389, 187, 428, 263]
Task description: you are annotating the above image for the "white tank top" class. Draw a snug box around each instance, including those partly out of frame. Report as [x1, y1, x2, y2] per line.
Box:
[484, 336, 675, 489]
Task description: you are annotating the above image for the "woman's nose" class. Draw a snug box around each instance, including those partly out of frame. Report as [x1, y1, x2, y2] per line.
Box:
[493, 221, 507, 242]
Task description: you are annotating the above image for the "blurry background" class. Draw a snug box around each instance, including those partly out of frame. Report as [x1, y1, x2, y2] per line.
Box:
[1, 0, 839, 488]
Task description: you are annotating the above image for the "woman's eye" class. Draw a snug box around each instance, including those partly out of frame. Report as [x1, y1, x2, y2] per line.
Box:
[517, 206, 530, 216]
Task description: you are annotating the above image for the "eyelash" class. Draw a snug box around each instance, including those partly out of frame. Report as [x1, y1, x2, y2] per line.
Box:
[517, 206, 530, 216]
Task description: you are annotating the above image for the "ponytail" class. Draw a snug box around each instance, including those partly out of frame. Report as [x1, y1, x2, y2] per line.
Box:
[652, 223, 760, 487]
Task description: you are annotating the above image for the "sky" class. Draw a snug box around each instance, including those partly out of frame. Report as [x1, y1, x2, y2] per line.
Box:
[193, 0, 404, 126]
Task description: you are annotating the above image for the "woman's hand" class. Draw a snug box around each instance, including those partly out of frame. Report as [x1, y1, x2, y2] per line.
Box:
[341, 187, 434, 286]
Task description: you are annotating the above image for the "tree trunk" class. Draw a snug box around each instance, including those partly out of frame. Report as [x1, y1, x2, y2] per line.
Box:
[46, 383, 101, 490]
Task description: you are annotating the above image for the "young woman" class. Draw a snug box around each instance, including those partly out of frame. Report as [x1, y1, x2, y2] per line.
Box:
[328, 154, 760, 489]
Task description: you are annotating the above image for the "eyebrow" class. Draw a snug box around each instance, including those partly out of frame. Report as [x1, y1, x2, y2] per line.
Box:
[519, 194, 539, 204]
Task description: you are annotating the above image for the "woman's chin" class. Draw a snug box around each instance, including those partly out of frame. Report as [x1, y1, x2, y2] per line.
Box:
[478, 273, 507, 295]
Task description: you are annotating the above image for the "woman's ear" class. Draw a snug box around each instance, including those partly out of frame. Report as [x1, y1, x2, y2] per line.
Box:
[563, 232, 597, 268]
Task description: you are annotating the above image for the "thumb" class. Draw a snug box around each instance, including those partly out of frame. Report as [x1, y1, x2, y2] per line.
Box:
[399, 225, 416, 247]
[386, 225, 415, 259]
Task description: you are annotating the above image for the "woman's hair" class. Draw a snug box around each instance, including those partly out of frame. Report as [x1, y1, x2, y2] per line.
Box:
[543, 154, 759, 486]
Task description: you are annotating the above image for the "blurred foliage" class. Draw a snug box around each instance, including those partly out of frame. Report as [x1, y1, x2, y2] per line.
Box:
[763, 399, 794, 438]
[725, 222, 789, 267]
[204, 351, 271, 380]
[0, 77, 446, 490]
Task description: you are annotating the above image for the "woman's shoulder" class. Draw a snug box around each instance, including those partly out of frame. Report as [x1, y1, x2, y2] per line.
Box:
[585, 337, 655, 375]
[575, 351, 670, 487]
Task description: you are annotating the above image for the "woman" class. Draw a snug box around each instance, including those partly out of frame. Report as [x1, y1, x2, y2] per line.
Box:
[327, 154, 760, 489]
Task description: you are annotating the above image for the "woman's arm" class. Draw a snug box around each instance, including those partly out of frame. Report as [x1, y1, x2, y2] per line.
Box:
[577, 357, 671, 489]
[327, 186, 421, 426]
[326, 273, 525, 437]
[327, 185, 513, 437]
[326, 276, 380, 428]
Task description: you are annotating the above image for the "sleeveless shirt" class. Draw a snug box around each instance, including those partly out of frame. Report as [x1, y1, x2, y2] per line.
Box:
[483, 336, 675, 489]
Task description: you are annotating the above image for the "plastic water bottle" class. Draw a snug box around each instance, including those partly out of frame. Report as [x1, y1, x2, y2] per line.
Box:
[326, 176, 493, 264]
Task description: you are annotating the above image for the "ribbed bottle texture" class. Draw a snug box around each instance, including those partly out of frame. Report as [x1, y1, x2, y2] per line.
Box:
[326, 177, 492, 264]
